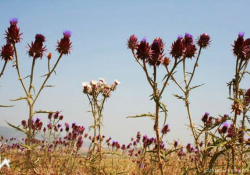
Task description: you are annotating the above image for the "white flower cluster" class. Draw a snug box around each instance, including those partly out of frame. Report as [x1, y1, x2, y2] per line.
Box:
[82, 78, 120, 97]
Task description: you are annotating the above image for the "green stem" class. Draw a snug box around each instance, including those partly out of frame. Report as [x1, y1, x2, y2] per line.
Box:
[13, 43, 29, 98]
[153, 66, 163, 175]
[0, 60, 8, 81]
[29, 57, 36, 94]
[32, 53, 63, 105]
[159, 59, 178, 97]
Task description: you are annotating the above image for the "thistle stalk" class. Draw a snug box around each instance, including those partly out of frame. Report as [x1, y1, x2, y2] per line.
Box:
[0, 60, 8, 80]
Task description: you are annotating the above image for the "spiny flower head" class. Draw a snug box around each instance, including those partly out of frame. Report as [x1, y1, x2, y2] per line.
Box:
[1, 43, 14, 61]
[56, 30, 72, 55]
[161, 57, 171, 67]
[183, 44, 197, 58]
[197, 33, 211, 48]
[28, 34, 46, 59]
[5, 18, 22, 43]
[232, 32, 250, 60]
[170, 36, 184, 59]
[149, 37, 165, 66]
[183, 33, 193, 46]
[136, 38, 151, 60]
[127, 35, 138, 50]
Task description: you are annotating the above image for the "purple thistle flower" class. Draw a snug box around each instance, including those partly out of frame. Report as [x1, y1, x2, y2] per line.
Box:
[63, 30, 72, 38]
[238, 32, 245, 37]
[221, 122, 229, 134]
[178, 35, 183, 39]
[10, 18, 18, 26]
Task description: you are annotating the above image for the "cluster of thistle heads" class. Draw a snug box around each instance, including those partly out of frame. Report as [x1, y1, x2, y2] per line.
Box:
[232, 32, 250, 60]
[0, 18, 72, 62]
[82, 78, 120, 98]
[127, 33, 210, 67]
[200, 112, 250, 145]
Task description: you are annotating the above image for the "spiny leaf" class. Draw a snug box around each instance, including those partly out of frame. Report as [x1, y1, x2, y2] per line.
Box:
[6, 121, 26, 134]
[23, 75, 30, 79]
[41, 73, 48, 77]
[246, 115, 250, 125]
[189, 83, 205, 91]
[18, 142, 38, 151]
[173, 94, 186, 101]
[0, 104, 14, 107]
[33, 110, 56, 114]
[209, 150, 226, 170]
[10, 97, 27, 101]
[44, 85, 55, 88]
[127, 113, 155, 120]
[159, 101, 168, 126]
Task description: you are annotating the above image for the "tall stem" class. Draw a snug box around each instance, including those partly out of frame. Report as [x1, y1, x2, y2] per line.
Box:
[13, 44, 29, 98]
[26, 104, 33, 171]
[0, 60, 8, 81]
[153, 66, 163, 175]
[233, 56, 240, 125]
[29, 58, 36, 94]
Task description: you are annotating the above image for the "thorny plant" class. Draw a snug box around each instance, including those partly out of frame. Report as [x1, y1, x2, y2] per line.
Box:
[127, 33, 210, 174]
[166, 33, 210, 173]
[82, 78, 120, 169]
[0, 18, 72, 172]
[1, 17, 250, 175]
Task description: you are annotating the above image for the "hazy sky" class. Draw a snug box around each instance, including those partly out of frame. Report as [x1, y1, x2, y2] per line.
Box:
[0, 0, 250, 145]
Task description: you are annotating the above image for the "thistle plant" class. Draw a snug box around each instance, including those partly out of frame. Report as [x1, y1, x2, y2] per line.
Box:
[127, 35, 186, 175]
[82, 78, 120, 160]
[2, 18, 72, 170]
[228, 32, 250, 170]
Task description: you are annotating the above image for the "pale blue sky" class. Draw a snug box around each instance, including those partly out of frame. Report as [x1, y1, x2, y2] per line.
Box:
[0, 1, 250, 145]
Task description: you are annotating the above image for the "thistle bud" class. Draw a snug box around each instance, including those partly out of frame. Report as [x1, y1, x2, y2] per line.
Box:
[197, 33, 210, 48]
[161, 57, 171, 67]
[21, 120, 27, 128]
[59, 115, 63, 120]
[48, 113, 53, 120]
[161, 124, 170, 135]
[202, 112, 209, 123]
[127, 35, 138, 50]
[174, 140, 178, 148]
[221, 122, 228, 134]
[47, 53, 52, 60]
